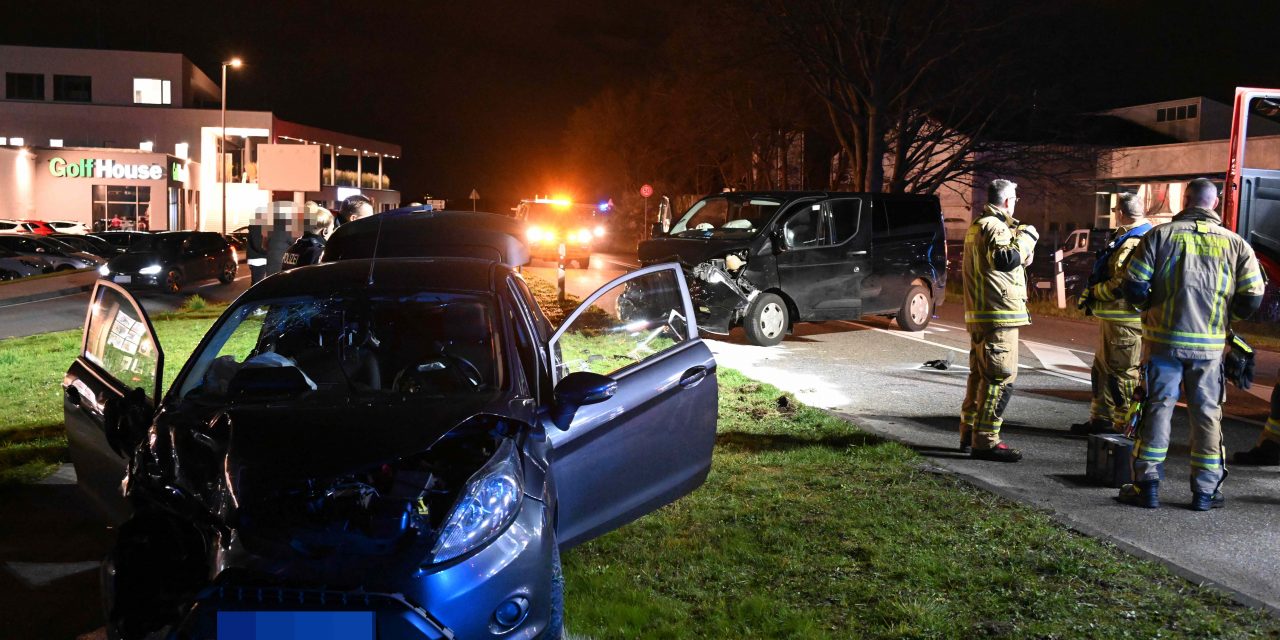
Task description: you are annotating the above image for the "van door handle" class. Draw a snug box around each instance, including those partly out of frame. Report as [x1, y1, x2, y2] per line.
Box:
[679, 366, 708, 387]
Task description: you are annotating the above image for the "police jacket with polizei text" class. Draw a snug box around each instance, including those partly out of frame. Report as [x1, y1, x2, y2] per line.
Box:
[1123, 207, 1265, 358]
[962, 203, 1037, 329]
[1087, 221, 1150, 326]
[281, 233, 326, 271]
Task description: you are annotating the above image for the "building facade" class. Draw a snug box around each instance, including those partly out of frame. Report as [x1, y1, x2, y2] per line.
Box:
[0, 45, 401, 232]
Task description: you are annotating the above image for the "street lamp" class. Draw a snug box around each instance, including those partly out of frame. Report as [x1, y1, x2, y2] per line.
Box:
[220, 57, 243, 235]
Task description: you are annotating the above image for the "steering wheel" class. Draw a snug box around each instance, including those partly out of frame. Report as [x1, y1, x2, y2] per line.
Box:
[392, 351, 484, 395]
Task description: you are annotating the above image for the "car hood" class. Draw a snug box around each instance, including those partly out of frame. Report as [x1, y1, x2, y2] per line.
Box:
[638, 236, 754, 267]
[216, 395, 530, 482]
[108, 251, 170, 272]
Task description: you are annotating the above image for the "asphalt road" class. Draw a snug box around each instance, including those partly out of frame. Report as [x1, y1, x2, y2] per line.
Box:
[0, 265, 253, 340]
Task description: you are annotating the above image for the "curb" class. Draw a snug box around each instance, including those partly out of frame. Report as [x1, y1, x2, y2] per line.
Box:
[0, 284, 93, 309]
[824, 407, 1280, 619]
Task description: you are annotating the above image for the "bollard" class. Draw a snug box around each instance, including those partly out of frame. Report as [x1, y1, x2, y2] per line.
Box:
[557, 242, 567, 304]
[1053, 249, 1066, 309]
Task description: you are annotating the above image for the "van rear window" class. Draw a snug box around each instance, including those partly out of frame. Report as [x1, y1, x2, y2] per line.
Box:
[880, 200, 940, 238]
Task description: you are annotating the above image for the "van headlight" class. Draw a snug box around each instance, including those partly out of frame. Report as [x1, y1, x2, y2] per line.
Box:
[138, 265, 162, 275]
[98, 264, 110, 276]
[431, 438, 522, 563]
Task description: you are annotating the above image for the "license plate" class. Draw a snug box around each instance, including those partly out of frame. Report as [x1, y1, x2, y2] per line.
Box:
[113, 275, 132, 284]
[217, 611, 374, 640]
[1035, 281, 1051, 289]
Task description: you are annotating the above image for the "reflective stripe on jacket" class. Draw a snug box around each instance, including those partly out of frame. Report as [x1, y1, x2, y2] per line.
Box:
[963, 204, 1031, 328]
[1125, 207, 1265, 357]
[1089, 222, 1148, 325]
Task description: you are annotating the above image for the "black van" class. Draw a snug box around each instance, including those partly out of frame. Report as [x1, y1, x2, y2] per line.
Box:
[638, 191, 947, 346]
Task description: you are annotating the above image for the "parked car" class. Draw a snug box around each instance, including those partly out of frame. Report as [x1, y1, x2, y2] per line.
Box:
[638, 191, 948, 345]
[0, 246, 55, 279]
[99, 231, 237, 294]
[17, 219, 57, 235]
[47, 220, 91, 235]
[1029, 251, 1095, 301]
[50, 233, 116, 259]
[0, 219, 23, 234]
[91, 230, 152, 255]
[64, 249, 716, 638]
[0, 234, 104, 270]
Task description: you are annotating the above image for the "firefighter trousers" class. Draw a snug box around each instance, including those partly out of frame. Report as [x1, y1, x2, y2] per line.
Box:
[1089, 322, 1142, 428]
[1132, 352, 1226, 495]
[961, 327, 1020, 449]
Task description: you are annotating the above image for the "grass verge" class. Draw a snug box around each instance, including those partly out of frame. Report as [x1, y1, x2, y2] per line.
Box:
[1, 283, 1278, 636]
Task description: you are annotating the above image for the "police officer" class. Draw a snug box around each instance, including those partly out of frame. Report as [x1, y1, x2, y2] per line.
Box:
[959, 179, 1039, 462]
[1119, 178, 1265, 510]
[1071, 193, 1152, 435]
[1234, 378, 1280, 465]
[336, 194, 374, 227]
[281, 202, 333, 271]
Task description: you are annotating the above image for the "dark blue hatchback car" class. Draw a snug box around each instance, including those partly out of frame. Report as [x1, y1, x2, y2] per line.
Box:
[64, 230, 717, 638]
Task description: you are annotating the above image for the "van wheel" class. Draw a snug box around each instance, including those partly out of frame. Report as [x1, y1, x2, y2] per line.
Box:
[744, 293, 788, 347]
[896, 284, 931, 332]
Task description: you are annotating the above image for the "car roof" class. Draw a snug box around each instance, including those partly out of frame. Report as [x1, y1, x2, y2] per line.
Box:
[242, 257, 507, 302]
[325, 208, 529, 267]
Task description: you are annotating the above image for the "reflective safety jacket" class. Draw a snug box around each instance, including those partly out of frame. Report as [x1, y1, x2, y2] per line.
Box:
[963, 204, 1036, 328]
[1087, 221, 1150, 326]
[1124, 207, 1265, 357]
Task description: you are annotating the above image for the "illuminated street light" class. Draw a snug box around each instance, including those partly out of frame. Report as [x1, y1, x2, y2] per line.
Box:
[220, 58, 243, 235]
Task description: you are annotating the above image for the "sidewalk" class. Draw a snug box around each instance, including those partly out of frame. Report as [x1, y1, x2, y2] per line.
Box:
[0, 271, 96, 308]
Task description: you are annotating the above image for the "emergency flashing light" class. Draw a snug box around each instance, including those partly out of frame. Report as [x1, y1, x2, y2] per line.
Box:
[598, 201, 610, 212]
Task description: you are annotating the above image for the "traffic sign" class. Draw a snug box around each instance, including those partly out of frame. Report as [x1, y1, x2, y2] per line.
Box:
[640, 184, 653, 198]
[469, 188, 480, 200]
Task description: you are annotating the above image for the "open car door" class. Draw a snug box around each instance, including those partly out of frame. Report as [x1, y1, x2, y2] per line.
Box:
[63, 281, 163, 522]
[547, 263, 718, 548]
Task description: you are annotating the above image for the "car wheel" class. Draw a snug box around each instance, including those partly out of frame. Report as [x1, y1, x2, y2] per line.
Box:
[218, 261, 236, 284]
[743, 292, 788, 347]
[543, 543, 565, 640]
[896, 284, 932, 332]
[163, 269, 183, 295]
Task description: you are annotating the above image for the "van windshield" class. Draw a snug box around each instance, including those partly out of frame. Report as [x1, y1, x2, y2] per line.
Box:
[668, 197, 781, 238]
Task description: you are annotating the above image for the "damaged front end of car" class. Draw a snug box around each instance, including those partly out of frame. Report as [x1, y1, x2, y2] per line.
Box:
[686, 251, 760, 335]
[106, 404, 554, 640]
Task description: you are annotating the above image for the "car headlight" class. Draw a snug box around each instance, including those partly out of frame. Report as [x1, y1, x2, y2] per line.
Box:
[98, 264, 110, 276]
[138, 265, 162, 275]
[431, 438, 522, 563]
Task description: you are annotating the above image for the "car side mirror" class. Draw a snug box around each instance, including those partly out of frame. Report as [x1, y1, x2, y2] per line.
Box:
[770, 227, 788, 253]
[102, 387, 154, 458]
[550, 371, 617, 430]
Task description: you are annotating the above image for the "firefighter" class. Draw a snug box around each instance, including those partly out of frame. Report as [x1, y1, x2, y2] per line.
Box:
[959, 179, 1039, 462]
[1118, 178, 1265, 510]
[1071, 193, 1152, 435]
[281, 202, 333, 271]
[1233, 379, 1280, 465]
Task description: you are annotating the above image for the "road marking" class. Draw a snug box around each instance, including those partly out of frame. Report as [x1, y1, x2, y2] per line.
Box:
[935, 321, 1095, 357]
[1022, 340, 1092, 381]
[3, 561, 101, 588]
[847, 320, 1091, 385]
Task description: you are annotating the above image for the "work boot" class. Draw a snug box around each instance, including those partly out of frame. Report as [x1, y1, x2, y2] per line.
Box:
[1190, 491, 1226, 511]
[1232, 440, 1280, 466]
[970, 442, 1022, 462]
[959, 431, 972, 455]
[1117, 481, 1159, 509]
[1069, 418, 1112, 436]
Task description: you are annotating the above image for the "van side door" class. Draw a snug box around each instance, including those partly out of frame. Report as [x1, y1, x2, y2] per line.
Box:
[774, 198, 869, 320]
[860, 198, 943, 314]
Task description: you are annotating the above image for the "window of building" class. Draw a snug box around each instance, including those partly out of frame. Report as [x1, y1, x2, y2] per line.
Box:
[1156, 108, 1166, 122]
[92, 185, 152, 232]
[1156, 104, 1198, 122]
[53, 75, 91, 102]
[1188, 104, 1198, 118]
[132, 78, 172, 105]
[6, 73, 45, 100]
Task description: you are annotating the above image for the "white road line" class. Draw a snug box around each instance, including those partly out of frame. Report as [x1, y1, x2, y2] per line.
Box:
[935, 321, 1095, 357]
[1022, 341, 1092, 380]
[848, 320, 1091, 385]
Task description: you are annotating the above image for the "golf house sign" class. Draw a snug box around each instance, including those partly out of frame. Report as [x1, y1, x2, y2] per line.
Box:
[47, 156, 183, 181]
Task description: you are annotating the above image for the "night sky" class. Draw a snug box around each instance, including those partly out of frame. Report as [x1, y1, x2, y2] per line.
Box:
[4, 0, 1280, 207]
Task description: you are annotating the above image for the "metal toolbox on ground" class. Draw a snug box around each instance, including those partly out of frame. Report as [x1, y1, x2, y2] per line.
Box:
[1086, 433, 1134, 487]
